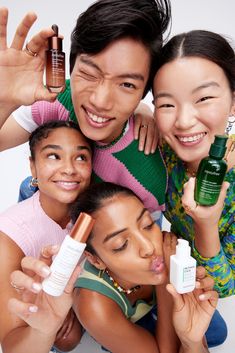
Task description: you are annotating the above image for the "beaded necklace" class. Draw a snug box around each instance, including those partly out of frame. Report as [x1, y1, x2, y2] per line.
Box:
[105, 269, 141, 294]
[94, 121, 128, 150]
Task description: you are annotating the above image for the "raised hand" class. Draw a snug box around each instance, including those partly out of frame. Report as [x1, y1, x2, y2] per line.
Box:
[8, 245, 81, 337]
[0, 7, 58, 109]
[167, 266, 218, 347]
[134, 102, 158, 155]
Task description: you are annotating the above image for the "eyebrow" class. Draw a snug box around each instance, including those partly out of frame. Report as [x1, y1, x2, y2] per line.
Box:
[103, 208, 148, 243]
[40, 144, 91, 152]
[192, 81, 220, 93]
[153, 92, 172, 101]
[153, 81, 220, 101]
[80, 55, 145, 82]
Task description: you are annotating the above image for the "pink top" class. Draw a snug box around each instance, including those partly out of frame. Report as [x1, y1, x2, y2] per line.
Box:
[0, 191, 68, 258]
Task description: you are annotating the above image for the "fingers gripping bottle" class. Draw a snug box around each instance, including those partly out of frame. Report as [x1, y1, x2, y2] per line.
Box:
[170, 239, 196, 294]
[194, 135, 228, 206]
[42, 212, 95, 296]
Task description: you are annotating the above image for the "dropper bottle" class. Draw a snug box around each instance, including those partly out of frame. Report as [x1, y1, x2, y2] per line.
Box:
[194, 135, 228, 206]
[46, 24, 65, 93]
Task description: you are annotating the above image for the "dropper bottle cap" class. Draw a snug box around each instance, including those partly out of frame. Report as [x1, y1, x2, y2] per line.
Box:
[48, 24, 63, 51]
[209, 135, 228, 159]
[70, 212, 95, 243]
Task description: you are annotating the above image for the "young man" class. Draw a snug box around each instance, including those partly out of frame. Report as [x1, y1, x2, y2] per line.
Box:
[0, 0, 171, 224]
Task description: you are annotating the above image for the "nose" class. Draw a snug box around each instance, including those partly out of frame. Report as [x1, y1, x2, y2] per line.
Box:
[138, 234, 155, 258]
[61, 158, 77, 175]
[175, 105, 197, 130]
[89, 80, 113, 111]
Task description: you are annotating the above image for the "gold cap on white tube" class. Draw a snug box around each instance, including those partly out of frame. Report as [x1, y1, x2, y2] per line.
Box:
[70, 212, 95, 243]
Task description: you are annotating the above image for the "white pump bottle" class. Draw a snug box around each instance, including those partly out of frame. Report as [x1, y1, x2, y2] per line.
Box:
[170, 239, 196, 294]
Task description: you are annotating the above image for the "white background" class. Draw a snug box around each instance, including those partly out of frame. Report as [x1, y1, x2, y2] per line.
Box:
[0, 0, 235, 211]
[0, 2, 235, 352]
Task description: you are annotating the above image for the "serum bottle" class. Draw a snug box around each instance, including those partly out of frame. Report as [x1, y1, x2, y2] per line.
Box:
[170, 239, 196, 294]
[194, 135, 228, 206]
[42, 212, 95, 296]
[46, 24, 65, 93]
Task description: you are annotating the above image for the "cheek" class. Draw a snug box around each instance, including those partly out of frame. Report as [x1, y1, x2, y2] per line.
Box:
[155, 112, 174, 135]
[35, 164, 54, 179]
[199, 108, 227, 132]
[154, 238, 163, 255]
[81, 164, 92, 180]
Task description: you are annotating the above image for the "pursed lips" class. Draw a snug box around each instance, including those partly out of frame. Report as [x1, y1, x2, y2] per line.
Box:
[150, 256, 165, 274]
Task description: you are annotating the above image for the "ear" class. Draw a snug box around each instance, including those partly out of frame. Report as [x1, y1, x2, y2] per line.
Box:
[29, 157, 37, 178]
[84, 250, 106, 270]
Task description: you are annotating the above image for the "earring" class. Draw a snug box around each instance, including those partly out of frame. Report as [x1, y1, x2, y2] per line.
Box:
[225, 115, 235, 135]
[30, 177, 38, 187]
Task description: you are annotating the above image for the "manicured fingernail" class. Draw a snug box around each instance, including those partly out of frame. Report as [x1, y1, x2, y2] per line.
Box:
[139, 146, 144, 151]
[29, 305, 38, 313]
[32, 282, 42, 292]
[144, 150, 150, 155]
[41, 266, 51, 276]
[199, 294, 206, 300]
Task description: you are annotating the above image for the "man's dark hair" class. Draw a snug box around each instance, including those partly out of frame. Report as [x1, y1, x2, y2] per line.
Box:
[70, 0, 171, 97]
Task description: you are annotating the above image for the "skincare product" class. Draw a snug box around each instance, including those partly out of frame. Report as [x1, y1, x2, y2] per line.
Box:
[42, 212, 95, 296]
[194, 135, 228, 206]
[46, 24, 65, 93]
[170, 239, 196, 294]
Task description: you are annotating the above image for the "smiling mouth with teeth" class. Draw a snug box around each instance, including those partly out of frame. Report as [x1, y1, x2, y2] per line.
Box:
[86, 110, 111, 124]
[177, 132, 206, 143]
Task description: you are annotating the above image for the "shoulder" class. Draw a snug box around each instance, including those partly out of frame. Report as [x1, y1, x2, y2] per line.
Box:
[0, 192, 46, 256]
[74, 287, 126, 333]
[0, 195, 33, 221]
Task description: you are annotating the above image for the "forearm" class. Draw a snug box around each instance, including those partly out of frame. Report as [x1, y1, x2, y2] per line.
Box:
[2, 326, 56, 353]
[155, 285, 180, 353]
[194, 223, 220, 258]
[192, 244, 235, 297]
[0, 104, 19, 129]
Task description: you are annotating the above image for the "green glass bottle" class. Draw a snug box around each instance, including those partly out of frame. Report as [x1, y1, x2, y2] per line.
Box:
[194, 135, 228, 206]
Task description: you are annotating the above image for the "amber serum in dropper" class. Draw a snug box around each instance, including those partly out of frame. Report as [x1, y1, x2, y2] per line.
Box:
[46, 24, 65, 93]
[42, 212, 95, 296]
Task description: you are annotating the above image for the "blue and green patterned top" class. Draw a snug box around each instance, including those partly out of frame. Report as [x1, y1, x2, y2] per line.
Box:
[162, 143, 235, 297]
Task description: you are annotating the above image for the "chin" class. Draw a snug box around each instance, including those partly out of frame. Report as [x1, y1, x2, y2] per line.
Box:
[152, 271, 167, 285]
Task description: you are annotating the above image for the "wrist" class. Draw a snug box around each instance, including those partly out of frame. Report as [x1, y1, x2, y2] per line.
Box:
[31, 326, 57, 342]
[180, 340, 207, 353]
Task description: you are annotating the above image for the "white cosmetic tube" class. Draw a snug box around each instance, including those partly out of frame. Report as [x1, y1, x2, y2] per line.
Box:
[42, 212, 95, 296]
